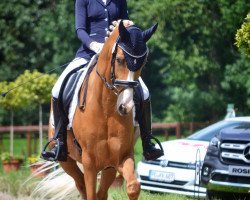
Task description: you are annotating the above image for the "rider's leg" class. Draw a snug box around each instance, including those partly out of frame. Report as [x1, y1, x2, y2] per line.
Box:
[41, 97, 68, 161]
[51, 58, 88, 98]
[41, 58, 88, 161]
[134, 78, 164, 161]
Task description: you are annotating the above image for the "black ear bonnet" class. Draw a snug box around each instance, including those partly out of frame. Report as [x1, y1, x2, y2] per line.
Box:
[117, 26, 148, 72]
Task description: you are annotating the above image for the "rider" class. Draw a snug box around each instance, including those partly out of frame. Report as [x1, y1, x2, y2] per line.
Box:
[41, 0, 164, 162]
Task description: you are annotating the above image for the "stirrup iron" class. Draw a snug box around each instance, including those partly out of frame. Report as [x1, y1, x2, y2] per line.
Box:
[41, 139, 61, 162]
[149, 135, 164, 153]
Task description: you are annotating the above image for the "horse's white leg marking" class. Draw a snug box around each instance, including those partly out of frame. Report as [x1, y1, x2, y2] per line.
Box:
[117, 71, 135, 114]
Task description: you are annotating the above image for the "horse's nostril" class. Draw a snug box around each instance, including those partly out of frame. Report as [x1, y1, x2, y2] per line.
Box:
[118, 104, 126, 115]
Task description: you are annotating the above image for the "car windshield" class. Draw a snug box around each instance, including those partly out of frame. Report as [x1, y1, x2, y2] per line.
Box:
[187, 120, 250, 141]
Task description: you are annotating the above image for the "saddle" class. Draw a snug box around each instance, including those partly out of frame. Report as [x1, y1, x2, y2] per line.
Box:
[58, 56, 98, 124]
[62, 67, 85, 115]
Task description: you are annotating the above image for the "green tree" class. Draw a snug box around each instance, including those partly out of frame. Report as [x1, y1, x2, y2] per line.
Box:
[0, 81, 31, 156]
[235, 13, 250, 57]
[0, 0, 76, 81]
[0, 0, 74, 126]
[14, 70, 57, 152]
[129, 0, 250, 122]
[0, 70, 57, 154]
[1, 0, 250, 124]
[222, 13, 250, 116]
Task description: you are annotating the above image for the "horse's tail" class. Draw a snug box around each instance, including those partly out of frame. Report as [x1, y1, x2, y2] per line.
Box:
[28, 160, 78, 200]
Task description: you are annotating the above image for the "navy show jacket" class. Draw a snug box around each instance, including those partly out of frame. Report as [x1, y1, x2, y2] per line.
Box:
[75, 0, 129, 59]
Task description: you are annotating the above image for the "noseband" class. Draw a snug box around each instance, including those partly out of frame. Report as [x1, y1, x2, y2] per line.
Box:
[96, 38, 148, 96]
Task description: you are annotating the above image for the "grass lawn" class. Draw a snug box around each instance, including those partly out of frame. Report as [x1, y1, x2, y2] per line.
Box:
[0, 167, 193, 200]
[108, 187, 193, 200]
[0, 134, 47, 157]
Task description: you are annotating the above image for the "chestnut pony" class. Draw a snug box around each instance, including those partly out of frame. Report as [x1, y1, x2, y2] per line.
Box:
[49, 21, 157, 200]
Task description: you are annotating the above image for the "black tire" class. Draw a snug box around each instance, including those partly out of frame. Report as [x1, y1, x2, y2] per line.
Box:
[206, 190, 248, 200]
[206, 190, 224, 200]
[206, 190, 213, 200]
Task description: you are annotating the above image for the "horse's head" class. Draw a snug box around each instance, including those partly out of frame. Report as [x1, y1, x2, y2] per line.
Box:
[98, 21, 157, 115]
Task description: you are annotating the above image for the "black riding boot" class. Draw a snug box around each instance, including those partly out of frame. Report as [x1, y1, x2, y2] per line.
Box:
[134, 84, 164, 160]
[41, 97, 68, 161]
[138, 98, 164, 160]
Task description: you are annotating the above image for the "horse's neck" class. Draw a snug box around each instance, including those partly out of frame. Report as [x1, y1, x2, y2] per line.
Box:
[86, 38, 118, 112]
[88, 62, 117, 109]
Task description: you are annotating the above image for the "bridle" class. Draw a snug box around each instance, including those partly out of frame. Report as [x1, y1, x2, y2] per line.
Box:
[96, 37, 148, 96]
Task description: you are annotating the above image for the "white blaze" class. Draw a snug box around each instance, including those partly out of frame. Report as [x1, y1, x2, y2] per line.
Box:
[117, 71, 135, 114]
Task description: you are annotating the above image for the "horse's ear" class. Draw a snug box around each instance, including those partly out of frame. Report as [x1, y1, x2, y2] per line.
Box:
[119, 20, 130, 42]
[142, 23, 158, 42]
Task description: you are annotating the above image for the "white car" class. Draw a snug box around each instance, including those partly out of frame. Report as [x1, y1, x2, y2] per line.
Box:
[137, 117, 250, 197]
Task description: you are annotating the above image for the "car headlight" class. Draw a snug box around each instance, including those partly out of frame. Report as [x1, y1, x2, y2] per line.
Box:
[209, 137, 220, 148]
[202, 165, 211, 177]
[207, 137, 220, 156]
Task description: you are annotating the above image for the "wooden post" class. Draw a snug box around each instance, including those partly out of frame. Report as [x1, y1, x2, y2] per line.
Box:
[189, 122, 194, 134]
[26, 131, 31, 157]
[34, 133, 38, 154]
[176, 122, 181, 138]
[39, 103, 43, 153]
[10, 110, 14, 157]
[0, 134, 3, 153]
[164, 129, 169, 141]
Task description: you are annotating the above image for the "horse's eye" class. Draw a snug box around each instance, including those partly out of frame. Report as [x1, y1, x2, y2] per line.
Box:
[115, 57, 125, 66]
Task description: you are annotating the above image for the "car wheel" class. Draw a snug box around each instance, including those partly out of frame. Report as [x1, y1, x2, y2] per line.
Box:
[206, 191, 240, 200]
[206, 190, 213, 200]
[206, 190, 224, 200]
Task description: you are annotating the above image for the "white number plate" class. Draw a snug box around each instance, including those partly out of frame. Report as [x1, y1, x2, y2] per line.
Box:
[149, 170, 175, 182]
[229, 166, 250, 177]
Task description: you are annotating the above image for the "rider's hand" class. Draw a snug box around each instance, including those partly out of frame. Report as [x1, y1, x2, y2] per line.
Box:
[105, 20, 134, 40]
[89, 41, 104, 54]
[122, 20, 134, 27]
[109, 21, 118, 32]
[106, 21, 117, 38]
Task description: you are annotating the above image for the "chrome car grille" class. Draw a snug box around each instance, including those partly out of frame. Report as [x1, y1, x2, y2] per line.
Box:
[220, 141, 250, 165]
[142, 159, 196, 170]
[211, 174, 250, 184]
[140, 175, 187, 185]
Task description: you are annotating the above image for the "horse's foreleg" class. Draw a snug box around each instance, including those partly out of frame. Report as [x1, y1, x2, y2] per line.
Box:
[59, 157, 86, 199]
[118, 157, 140, 200]
[83, 154, 98, 200]
[97, 167, 116, 200]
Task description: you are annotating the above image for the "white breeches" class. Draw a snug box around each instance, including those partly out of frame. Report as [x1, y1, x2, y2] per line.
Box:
[52, 57, 88, 98]
[138, 77, 149, 100]
[52, 57, 149, 100]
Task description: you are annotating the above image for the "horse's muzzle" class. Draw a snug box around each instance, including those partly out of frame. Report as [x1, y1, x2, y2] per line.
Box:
[118, 104, 128, 115]
[117, 97, 134, 116]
